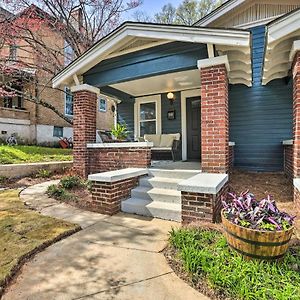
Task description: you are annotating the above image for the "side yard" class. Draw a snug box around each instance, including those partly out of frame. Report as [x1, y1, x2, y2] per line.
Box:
[0, 146, 73, 164]
[0, 189, 80, 296]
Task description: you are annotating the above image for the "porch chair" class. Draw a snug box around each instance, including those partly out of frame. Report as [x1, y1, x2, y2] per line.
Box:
[144, 133, 181, 161]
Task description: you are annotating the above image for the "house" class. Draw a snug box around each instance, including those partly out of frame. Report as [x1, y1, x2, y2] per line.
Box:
[52, 0, 300, 224]
[0, 5, 115, 146]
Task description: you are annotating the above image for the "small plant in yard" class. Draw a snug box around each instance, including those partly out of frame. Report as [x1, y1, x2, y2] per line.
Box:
[60, 175, 84, 189]
[222, 191, 295, 231]
[168, 227, 300, 300]
[111, 123, 129, 140]
[47, 175, 91, 203]
[36, 169, 52, 178]
[47, 184, 76, 202]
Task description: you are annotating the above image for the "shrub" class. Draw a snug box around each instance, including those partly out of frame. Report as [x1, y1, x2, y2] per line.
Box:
[169, 227, 300, 300]
[47, 184, 75, 202]
[222, 191, 295, 231]
[60, 176, 84, 189]
[36, 169, 52, 178]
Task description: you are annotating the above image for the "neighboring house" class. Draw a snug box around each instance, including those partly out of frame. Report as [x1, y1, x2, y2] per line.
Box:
[0, 5, 115, 146]
[51, 0, 300, 223]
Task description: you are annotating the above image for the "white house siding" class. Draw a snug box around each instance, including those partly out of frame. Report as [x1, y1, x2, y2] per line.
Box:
[36, 125, 73, 145]
[0, 117, 33, 143]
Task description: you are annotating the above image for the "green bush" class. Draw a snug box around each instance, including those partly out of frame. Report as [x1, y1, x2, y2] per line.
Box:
[60, 176, 84, 189]
[36, 169, 52, 178]
[47, 184, 75, 202]
[169, 227, 300, 300]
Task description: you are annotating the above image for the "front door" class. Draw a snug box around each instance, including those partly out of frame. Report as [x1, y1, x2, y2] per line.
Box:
[187, 97, 201, 160]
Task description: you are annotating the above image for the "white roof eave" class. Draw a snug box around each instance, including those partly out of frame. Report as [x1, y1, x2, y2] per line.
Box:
[263, 9, 300, 85]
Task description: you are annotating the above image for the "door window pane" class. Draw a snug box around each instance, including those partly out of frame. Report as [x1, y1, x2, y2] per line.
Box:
[140, 102, 156, 120]
[140, 121, 156, 136]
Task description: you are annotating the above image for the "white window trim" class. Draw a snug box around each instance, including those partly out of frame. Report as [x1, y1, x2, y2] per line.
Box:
[134, 95, 161, 139]
[99, 97, 107, 112]
[181, 89, 201, 161]
[64, 86, 73, 117]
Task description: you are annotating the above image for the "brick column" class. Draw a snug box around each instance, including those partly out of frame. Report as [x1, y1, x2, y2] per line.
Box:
[199, 57, 229, 174]
[293, 52, 300, 178]
[71, 84, 99, 178]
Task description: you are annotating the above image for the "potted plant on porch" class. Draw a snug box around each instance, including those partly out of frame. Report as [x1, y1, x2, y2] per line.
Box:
[221, 192, 295, 260]
[111, 123, 129, 142]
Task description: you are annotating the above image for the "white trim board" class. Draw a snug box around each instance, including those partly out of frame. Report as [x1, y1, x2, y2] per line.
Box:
[181, 89, 201, 161]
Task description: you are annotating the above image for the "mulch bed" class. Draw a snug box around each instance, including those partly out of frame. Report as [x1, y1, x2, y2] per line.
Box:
[229, 169, 293, 202]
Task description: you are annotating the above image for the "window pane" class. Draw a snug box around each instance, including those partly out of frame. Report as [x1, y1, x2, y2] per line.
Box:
[65, 87, 73, 116]
[140, 102, 156, 120]
[140, 121, 156, 136]
[99, 98, 106, 111]
[53, 126, 63, 137]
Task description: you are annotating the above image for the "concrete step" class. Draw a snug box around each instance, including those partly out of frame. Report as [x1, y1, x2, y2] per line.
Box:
[139, 176, 182, 190]
[121, 198, 181, 222]
[148, 169, 201, 180]
[131, 186, 181, 204]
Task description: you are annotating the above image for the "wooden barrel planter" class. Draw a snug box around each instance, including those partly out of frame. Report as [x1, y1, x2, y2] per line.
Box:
[221, 212, 294, 260]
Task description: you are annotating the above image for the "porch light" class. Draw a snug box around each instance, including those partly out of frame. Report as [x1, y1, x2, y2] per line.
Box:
[167, 92, 175, 105]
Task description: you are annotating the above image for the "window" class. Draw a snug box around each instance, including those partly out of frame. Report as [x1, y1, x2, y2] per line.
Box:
[99, 98, 107, 112]
[64, 87, 73, 116]
[53, 126, 63, 137]
[9, 45, 17, 61]
[64, 41, 75, 66]
[135, 95, 161, 138]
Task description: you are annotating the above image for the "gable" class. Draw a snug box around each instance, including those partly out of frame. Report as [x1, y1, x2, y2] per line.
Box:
[196, 0, 300, 29]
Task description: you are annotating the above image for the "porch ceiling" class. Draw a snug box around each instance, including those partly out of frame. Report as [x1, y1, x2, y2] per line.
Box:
[110, 69, 201, 97]
[52, 22, 252, 89]
[262, 8, 300, 85]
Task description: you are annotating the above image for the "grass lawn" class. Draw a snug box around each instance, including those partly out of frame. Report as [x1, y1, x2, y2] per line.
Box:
[168, 227, 300, 300]
[0, 190, 80, 292]
[0, 145, 73, 164]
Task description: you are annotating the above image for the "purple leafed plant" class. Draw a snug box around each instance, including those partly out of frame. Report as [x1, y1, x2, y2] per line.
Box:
[222, 191, 295, 231]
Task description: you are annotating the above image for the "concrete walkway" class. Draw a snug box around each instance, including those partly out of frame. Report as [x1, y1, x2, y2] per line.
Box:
[3, 181, 209, 300]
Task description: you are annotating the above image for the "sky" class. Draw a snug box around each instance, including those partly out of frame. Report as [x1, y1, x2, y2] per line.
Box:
[140, 0, 182, 14]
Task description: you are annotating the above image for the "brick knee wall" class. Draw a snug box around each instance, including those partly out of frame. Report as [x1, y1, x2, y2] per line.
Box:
[200, 64, 229, 174]
[88, 147, 151, 174]
[90, 177, 139, 215]
[284, 145, 293, 179]
[181, 182, 229, 224]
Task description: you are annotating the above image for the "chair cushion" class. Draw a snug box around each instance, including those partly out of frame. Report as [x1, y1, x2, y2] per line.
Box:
[152, 147, 172, 151]
[144, 134, 161, 147]
[168, 133, 181, 141]
[160, 134, 176, 147]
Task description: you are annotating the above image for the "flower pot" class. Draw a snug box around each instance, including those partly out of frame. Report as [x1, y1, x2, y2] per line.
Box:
[221, 211, 294, 260]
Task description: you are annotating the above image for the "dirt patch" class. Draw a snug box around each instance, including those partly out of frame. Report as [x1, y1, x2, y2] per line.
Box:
[0, 169, 70, 189]
[229, 170, 293, 202]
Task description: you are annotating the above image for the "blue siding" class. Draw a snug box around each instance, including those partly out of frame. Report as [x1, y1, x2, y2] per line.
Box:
[229, 26, 293, 171]
[161, 92, 182, 157]
[118, 101, 135, 140]
[84, 42, 207, 87]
